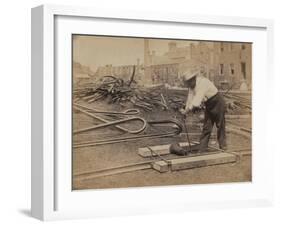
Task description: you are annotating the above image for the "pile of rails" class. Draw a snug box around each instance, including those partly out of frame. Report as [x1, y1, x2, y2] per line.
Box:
[73, 75, 133, 103]
[223, 92, 251, 115]
[73, 73, 251, 114]
[74, 74, 185, 112]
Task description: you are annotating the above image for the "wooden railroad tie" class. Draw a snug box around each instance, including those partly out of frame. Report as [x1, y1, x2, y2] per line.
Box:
[152, 152, 237, 173]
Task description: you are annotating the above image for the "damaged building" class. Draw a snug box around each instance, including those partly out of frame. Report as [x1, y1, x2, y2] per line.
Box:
[73, 62, 95, 86]
[94, 59, 144, 83]
[145, 40, 252, 90]
[93, 39, 251, 90]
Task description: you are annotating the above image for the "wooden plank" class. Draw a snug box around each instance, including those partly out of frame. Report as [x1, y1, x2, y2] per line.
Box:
[138, 142, 194, 157]
[152, 152, 237, 172]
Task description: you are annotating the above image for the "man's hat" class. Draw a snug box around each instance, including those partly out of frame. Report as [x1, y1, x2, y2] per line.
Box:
[182, 70, 199, 81]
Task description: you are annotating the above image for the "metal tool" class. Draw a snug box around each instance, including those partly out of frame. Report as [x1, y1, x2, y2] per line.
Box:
[176, 88, 193, 154]
[74, 105, 145, 134]
[73, 119, 183, 148]
[181, 114, 193, 154]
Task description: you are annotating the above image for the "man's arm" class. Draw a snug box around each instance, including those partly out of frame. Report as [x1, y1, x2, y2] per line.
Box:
[187, 77, 214, 111]
[184, 88, 193, 112]
[188, 87, 205, 110]
[182, 86, 204, 114]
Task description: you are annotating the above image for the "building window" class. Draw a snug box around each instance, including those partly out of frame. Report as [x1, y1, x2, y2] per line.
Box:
[241, 62, 246, 79]
[220, 64, 224, 75]
[230, 43, 233, 51]
[241, 44, 246, 50]
[220, 42, 224, 52]
[230, 63, 235, 75]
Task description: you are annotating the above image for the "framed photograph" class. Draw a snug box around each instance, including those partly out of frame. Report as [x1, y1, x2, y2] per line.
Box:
[31, 4, 274, 221]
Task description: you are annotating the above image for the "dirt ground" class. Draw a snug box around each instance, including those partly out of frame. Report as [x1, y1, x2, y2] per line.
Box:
[72, 99, 252, 190]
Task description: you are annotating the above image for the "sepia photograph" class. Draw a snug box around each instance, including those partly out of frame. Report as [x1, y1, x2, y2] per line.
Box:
[72, 35, 252, 190]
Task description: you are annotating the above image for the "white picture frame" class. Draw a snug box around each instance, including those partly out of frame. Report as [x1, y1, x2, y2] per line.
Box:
[31, 4, 274, 221]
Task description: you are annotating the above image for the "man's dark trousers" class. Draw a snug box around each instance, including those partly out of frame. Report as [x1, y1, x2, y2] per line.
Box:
[199, 92, 227, 151]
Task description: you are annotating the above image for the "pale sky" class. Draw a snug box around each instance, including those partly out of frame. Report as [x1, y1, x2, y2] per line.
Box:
[73, 35, 197, 72]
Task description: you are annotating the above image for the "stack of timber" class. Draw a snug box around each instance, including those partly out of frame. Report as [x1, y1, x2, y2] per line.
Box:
[138, 142, 251, 173]
[152, 152, 237, 172]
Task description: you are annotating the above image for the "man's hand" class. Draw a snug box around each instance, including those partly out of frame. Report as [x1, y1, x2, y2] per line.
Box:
[164, 83, 172, 89]
[192, 106, 202, 114]
[179, 108, 188, 115]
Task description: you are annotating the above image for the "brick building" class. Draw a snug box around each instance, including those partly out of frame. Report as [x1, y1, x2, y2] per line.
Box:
[146, 41, 252, 90]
